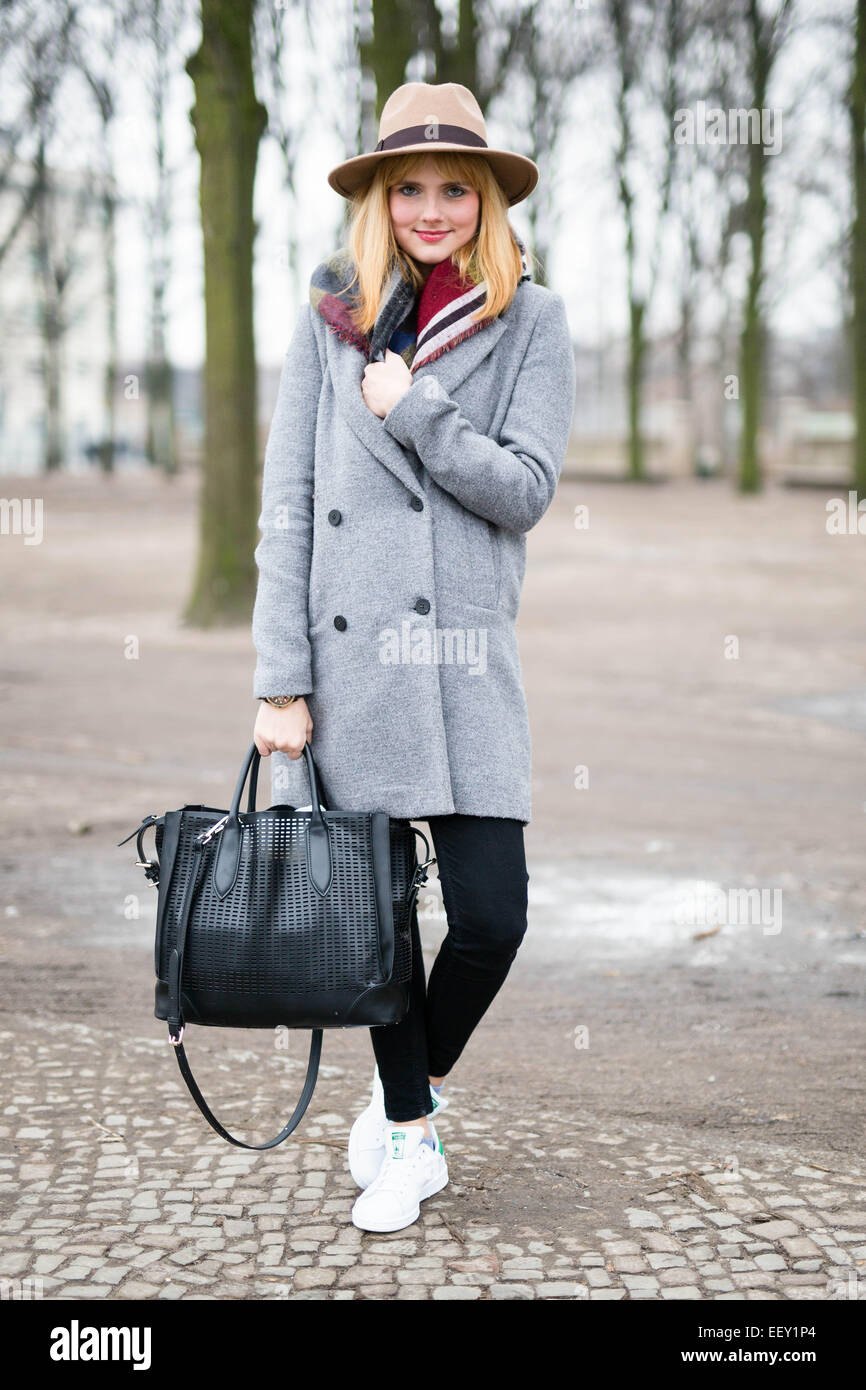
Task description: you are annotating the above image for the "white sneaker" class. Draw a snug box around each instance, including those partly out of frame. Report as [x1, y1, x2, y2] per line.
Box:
[347, 1066, 450, 1190]
[351, 1121, 448, 1232]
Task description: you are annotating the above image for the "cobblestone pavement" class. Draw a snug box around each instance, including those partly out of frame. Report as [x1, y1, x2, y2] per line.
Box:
[1, 1016, 864, 1301]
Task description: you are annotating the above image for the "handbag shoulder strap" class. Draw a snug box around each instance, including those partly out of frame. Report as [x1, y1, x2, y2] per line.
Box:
[167, 837, 323, 1150]
[170, 1030, 322, 1151]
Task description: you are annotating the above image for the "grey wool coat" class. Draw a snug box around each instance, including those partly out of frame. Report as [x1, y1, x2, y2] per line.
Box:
[251, 256, 576, 824]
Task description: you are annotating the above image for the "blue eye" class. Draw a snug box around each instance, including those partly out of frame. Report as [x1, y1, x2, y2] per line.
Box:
[397, 184, 466, 196]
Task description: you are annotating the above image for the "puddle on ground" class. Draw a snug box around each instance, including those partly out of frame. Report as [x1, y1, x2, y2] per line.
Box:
[524, 863, 864, 969]
[765, 686, 866, 736]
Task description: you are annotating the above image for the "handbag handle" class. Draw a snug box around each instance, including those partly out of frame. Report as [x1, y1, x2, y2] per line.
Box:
[230, 741, 329, 820]
[213, 743, 332, 898]
[246, 754, 259, 812]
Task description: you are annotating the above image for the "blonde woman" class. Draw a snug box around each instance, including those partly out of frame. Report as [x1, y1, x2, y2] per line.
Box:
[251, 82, 576, 1233]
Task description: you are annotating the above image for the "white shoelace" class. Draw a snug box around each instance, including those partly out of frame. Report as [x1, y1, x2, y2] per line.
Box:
[369, 1143, 433, 1199]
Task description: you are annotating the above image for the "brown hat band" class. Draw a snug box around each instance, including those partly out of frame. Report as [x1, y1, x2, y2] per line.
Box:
[374, 123, 488, 152]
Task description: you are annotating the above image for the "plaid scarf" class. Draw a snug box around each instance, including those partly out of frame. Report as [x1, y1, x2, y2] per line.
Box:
[309, 226, 531, 374]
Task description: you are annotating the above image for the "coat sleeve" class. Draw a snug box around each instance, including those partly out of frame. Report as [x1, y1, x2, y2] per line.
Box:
[381, 291, 575, 533]
[251, 302, 321, 699]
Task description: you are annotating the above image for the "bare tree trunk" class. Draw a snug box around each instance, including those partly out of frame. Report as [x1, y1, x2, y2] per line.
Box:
[364, 0, 529, 133]
[737, 0, 793, 493]
[72, 2, 134, 476]
[714, 210, 738, 478]
[102, 172, 118, 474]
[184, 0, 268, 626]
[33, 137, 64, 472]
[850, 0, 866, 500]
[422, 0, 480, 89]
[611, 0, 648, 482]
[146, 0, 178, 476]
[520, 3, 594, 291]
[363, 0, 417, 120]
[738, 2, 769, 493]
[607, 0, 682, 481]
[91, 104, 119, 475]
[18, 8, 78, 474]
[627, 297, 645, 481]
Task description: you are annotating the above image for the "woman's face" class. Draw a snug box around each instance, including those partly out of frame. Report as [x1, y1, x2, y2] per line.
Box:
[388, 163, 480, 271]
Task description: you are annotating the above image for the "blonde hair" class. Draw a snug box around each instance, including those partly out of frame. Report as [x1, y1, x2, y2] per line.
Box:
[341, 151, 530, 335]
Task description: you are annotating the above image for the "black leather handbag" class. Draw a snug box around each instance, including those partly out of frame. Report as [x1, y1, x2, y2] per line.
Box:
[118, 741, 435, 1150]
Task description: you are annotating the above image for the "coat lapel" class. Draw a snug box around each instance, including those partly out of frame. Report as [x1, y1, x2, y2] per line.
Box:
[324, 261, 513, 497]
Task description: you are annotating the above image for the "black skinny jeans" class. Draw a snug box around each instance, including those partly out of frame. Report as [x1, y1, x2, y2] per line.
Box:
[370, 813, 529, 1123]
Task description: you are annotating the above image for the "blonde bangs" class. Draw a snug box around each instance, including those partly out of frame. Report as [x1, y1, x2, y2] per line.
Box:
[343, 151, 529, 336]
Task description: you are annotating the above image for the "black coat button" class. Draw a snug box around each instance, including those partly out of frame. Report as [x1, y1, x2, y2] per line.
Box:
[410, 495, 424, 511]
[334, 615, 347, 631]
[328, 509, 342, 525]
[414, 597, 431, 614]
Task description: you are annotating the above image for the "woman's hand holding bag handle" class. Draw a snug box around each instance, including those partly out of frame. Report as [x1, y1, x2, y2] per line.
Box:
[118, 741, 435, 1149]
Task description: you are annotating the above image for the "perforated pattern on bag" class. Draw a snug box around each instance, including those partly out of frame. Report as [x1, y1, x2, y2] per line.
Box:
[388, 817, 416, 986]
[155, 810, 416, 1001]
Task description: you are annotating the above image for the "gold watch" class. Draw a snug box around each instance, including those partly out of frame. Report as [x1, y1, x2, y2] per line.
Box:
[263, 695, 299, 708]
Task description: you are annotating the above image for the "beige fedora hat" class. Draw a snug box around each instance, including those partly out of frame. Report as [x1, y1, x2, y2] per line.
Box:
[327, 81, 539, 207]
